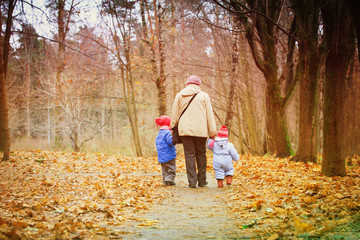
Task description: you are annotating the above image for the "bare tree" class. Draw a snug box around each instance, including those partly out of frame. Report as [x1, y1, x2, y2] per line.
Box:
[139, 0, 168, 115]
[0, 0, 17, 161]
[102, 0, 143, 156]
[45, 0, 80, 145]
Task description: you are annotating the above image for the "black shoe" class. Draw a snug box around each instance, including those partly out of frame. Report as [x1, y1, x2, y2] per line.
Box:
[198, 181, 208, 187]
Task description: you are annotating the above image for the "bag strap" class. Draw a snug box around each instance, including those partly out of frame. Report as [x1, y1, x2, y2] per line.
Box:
[178, 93, 198, 122]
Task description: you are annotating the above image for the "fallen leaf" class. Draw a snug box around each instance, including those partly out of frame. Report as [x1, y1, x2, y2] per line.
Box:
[294, 217, 315, 234]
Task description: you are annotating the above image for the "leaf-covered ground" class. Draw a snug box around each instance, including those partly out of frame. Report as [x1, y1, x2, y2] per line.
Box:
[224, 155, 360, 239]
[0, 150, 175, 239]
[0, 150, 360, 239]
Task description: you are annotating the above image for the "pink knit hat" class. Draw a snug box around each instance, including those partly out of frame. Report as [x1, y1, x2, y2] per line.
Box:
[155, 116, 171, 127]
[217, 125, 228, 138]
[185, 75, 201, 85]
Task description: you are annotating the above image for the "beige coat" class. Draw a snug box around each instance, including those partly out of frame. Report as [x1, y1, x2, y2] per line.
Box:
[171, 84, 217, 138]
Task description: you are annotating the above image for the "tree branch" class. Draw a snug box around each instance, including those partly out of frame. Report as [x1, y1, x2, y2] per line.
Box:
[283, 77, 299, 108]
[212, 0, 299, 42]
[79, 108, 112, 150]
[245, 25, 266, 73]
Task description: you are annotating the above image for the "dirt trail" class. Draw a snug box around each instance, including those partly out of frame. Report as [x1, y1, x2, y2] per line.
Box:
[117, 173, 250, 240]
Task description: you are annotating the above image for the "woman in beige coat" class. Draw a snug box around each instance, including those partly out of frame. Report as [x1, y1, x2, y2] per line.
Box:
[171, 75, 217, 188]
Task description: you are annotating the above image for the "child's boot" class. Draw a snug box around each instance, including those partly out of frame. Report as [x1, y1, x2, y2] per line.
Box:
[226, 175, 233, 185]
[217, 179, 224, 188]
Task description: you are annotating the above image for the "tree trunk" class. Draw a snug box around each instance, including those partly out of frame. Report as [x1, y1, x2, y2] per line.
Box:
[224, 23, 239, 129]
[241, 37, 263, 155]
[56, 0, 66, 94]
[127, 70, 143, 157]
[121, 49, 142, 157]
[0, 0, 17, 160]
[141, 0, 167, 116]
[310, 69, 322, 161]
[321, 0, 355, 176]
[71, 130, 80, 152]
[101, 75, 106, 141]
[284, 18, 297, 93]
[265, 69, 292, 157]
[47, 76, 52, 146]
[291, 0, 322, 162]
[296, 50, 318, 162]
[343, 56, 360, 157]
[235, 94, 244, 154]
[170, 0, 178, 100]
[345, 0, 360, 62]
[26, 59, 31, 137]
[154, 1, 167, 115]
[0, 70, 10, 160]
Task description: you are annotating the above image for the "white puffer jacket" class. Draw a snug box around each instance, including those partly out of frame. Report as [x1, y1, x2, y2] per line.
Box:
[207, 138, 240, 179]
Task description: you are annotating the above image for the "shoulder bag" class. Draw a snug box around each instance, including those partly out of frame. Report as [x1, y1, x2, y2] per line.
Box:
[171, 93, 198, 144]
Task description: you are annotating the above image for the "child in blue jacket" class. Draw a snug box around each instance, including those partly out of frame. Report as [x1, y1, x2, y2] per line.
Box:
[155, 116, 177, 186]
[207, 125, 239, 187]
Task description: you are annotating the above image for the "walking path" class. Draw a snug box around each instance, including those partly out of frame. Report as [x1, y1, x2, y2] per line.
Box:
[117, 173, 249, 240]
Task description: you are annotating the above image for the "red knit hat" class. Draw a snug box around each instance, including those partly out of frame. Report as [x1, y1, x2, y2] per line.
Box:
[217, 125, 228, 138]
[155, 115, 171, 127]
[185, 75, 201, 85]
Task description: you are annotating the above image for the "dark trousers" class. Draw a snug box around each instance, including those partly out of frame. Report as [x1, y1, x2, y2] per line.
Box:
[161, 159, 176, 185]
[181, 136, 207, 187]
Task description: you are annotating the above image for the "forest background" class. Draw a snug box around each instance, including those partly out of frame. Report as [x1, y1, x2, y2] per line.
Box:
[0, 0, 359, 177]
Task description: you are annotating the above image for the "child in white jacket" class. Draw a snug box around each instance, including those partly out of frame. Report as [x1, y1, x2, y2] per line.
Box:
[207, 125, 239, 187]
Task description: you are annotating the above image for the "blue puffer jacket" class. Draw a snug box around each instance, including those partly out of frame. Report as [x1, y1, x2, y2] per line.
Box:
[155, 129, 177, 163]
